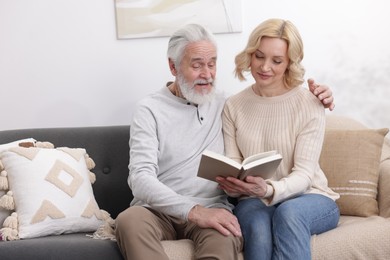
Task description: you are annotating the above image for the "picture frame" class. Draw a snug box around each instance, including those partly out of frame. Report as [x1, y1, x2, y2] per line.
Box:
[114, 0, 242, 39]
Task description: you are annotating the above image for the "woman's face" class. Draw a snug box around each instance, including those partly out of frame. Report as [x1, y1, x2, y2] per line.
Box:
[250, 37, 289, 88]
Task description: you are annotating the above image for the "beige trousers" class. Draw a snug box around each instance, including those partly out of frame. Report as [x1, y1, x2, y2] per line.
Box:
[115, 206, 243, 260]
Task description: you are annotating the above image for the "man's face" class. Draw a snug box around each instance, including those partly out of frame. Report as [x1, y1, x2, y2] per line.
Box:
[177, 40, 217, 104]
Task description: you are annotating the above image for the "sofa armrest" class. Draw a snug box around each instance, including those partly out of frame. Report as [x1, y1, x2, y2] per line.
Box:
[378, 159, 390, 218]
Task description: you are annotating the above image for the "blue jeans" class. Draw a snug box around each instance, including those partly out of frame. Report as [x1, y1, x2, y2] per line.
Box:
[234, 194, 339, 260]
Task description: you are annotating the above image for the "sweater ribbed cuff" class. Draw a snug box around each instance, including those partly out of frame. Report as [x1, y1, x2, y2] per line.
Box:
[263, 184, 274, 198]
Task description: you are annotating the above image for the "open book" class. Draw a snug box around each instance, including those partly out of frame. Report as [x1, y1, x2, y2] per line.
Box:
[197, 150, 282, 182]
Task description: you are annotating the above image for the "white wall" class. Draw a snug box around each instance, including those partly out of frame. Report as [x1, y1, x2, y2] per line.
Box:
[1, 0, 389, 131]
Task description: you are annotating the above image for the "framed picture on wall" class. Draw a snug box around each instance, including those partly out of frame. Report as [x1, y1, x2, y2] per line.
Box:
[114, 0, 242, 39]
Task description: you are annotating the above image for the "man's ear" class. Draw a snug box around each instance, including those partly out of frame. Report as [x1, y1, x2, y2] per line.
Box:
[169, 59, 177, 76]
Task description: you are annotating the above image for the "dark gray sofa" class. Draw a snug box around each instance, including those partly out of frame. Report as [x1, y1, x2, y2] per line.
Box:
[0, 126, 131, 260]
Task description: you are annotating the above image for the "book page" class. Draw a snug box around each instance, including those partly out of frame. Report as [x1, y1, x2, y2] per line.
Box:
[240, 155, 282, 180]
[242, 150, 278, 165]
[197, 150, 242, 182]
[201, 150, 242, 168]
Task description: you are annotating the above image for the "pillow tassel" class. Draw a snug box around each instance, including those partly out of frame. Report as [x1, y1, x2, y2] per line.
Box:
[0, 170, 8, 190]
[3, 212, 18, 229]
[0, 212, 19, 241]
[87, 210, 116, 241]
[100, 209, 115, 224]
[84, 154, 96, 170]
[89, 171, 96, 184]
[0, 227, 19, 241]
[0, 191, 15, 210]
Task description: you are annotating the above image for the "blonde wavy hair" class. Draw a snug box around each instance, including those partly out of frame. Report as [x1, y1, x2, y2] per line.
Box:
[235, 18, 305, 88]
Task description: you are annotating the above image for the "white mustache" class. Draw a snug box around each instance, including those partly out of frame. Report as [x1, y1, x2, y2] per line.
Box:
[193, 78, 213, 86]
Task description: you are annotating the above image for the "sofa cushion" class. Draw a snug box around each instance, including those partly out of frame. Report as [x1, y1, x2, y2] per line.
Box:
[320, 128, 389, 217]
[161, 239, 244, 260]
[0, 146, 107, 240]
[311, 216, 390, 260]
[0, 232, 124, 260]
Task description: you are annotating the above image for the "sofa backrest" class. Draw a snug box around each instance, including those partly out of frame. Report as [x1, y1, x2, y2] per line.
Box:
[2, 116, 389, 219]
[0, 125, 133, 218]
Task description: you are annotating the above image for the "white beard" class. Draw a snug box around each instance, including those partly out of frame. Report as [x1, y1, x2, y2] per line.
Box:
[177, 74, 216, 105]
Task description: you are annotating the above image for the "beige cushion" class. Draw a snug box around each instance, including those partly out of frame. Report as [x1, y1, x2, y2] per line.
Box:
[161, 216, 390, 260]
[161, 239, 244, 260]
[320, 128, 389, 216]
[162, 240, 194, 260]
[311, 216, 390, 260]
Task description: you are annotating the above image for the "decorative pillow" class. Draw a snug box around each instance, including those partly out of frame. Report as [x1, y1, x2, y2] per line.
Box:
[319, 128, 389, 217]
[0, 138, 36, 153]
[0, 138, 36, 226]
[0, 145, 108, 240]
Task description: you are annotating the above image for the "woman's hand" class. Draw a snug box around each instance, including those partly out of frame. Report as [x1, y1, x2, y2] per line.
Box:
[216, 176, 268, 197]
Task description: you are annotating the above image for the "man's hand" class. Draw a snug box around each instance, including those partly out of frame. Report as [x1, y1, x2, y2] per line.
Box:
[188, 205, 242, 237]
[308, 78, 335, 111]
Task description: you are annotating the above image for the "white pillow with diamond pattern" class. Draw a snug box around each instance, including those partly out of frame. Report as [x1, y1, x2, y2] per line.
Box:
[0, 138, 36, 226]
[0, 146, 105, 239]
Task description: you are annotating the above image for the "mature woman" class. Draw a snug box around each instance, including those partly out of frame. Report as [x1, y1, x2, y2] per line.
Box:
[216, 18, 340, 260]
